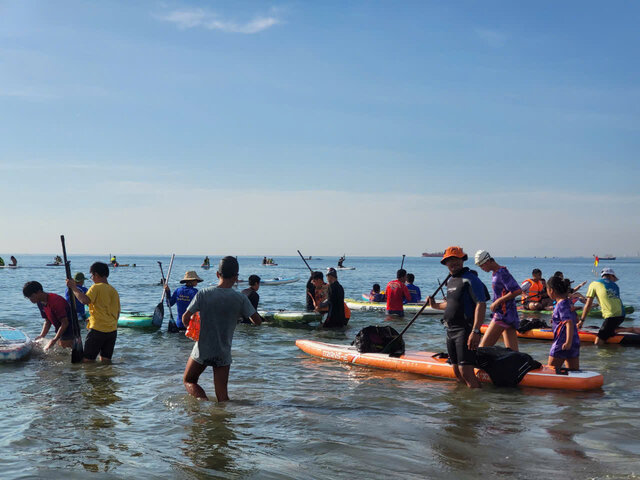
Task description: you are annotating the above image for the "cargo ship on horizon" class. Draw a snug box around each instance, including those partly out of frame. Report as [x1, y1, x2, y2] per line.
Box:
[422, 251, 444, 257]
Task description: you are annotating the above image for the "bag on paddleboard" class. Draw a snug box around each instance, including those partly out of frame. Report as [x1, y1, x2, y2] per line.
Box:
[517, 318, 549, 333]
[352, 325, 405, 357]
[476, 346, 542, 387]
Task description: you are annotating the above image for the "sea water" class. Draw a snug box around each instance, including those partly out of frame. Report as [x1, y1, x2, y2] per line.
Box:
[1, 255, 639, 479]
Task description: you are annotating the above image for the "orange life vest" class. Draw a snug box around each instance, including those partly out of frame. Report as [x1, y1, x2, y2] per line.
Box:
[522, 278, 544, 304]
[185, 312, 201, 341]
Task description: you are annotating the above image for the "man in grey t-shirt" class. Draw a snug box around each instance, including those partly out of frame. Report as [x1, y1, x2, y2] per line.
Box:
[182, 256, 262, 401]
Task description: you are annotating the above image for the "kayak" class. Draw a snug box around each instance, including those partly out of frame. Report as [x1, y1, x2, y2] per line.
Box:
[262, 263, 278, 266]
[480, 324, 640, 346]
[0, 265, 19, 269]
[46, 263, 64, 266]
[259, 310, 322, 326]
[518, 305, 634, 318]
[118, 312, 159, 330]
[296, 339, 604, 391]
[261, 277, 300, 286]
[345, 298, 441, 315]
[328, 266, 356, 271]
[0, 324, 33, 361]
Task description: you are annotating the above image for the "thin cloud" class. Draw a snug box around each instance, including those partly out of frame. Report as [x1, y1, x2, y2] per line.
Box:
[475, 28, 508, 47]
[157, 8, 281, 34]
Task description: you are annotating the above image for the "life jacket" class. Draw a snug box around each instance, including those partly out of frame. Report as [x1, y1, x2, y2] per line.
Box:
[344, 302, 351, 320]
[522, 278, 544, 304]
[185, 312, 201, 341]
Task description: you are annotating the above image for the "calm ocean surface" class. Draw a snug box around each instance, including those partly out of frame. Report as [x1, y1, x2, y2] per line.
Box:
[1, 254, 639, 479]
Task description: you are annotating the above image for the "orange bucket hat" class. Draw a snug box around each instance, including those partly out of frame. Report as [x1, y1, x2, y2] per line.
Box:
[440, 246, 468, 265]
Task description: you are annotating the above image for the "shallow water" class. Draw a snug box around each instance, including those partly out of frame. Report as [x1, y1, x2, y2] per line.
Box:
[1, 254, 639, 479]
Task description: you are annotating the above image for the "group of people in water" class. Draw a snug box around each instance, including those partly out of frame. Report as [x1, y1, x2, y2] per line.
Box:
[17, 249, 639, 397]
[0, 255, 18, 267]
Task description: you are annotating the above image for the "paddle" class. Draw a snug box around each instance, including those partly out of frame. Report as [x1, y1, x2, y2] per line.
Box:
[381, 274, 451, 354]
[60, 235, 84, 363]
[164, 256, 178, 333]
[152, 254, 175, 328]
[297, 250, 313, 273]
[400, 254, 405, 270]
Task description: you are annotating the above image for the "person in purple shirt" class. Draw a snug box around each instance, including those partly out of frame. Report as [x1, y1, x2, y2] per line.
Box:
[164, 271, 203, 330]
[546, 276, 580, 370]
[475, 250, 522, 351]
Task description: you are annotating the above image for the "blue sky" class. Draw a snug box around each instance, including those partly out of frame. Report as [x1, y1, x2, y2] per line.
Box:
[1, 1, 639, 256]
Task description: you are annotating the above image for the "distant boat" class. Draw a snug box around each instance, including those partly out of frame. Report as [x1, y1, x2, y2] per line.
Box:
[596, 254, 616, 261]
[422, 251, 444, 258]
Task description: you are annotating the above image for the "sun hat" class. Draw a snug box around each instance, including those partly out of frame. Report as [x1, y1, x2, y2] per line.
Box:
[73, 272, 86, 282]
[180, 270, 204, 284]
[441, 246, 468, 265]
[474, 250, 491, 266]
[600, 267, 618, 280]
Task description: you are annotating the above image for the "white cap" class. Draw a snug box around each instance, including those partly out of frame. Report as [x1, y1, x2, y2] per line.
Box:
[601, 267, 618, 280]
[474, 250, 491, 266]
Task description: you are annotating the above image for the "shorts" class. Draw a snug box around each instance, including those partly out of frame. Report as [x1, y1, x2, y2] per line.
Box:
[598, 316, 625, 340]
[55, 322, 75, 341]
[190, 354, 230, 368]
[446, 327, 476, 366]
[386, 310, 404, 317]
[84, 329, 117, 360]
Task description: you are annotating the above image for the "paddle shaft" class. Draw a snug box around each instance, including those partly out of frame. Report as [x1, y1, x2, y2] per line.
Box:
[297, 250, 313, 273]
[400, 255, 405, 270]
[60, 235, 83, 363]
[165, 254, 175, 320]
[383, 274, 451, 352]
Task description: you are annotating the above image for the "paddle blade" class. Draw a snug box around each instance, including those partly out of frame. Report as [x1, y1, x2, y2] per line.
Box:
[167, 318, 179, 333]
[71, 336, 84, 364]
[152, 302, 164, 327]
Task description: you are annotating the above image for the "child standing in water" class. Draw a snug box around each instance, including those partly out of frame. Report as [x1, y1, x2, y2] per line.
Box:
[547, 276, 580, 370]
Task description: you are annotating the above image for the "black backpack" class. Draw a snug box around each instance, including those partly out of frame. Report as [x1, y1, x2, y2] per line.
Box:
[352, 325, 405, 357]
[518, 318, 550, 333]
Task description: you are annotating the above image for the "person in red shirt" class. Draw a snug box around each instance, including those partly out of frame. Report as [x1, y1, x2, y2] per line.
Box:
[23, 281, 74, 351]
[386, 269, 412, 316]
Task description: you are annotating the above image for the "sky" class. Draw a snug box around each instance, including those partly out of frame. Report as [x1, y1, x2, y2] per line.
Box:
[1, 0, 639, 256]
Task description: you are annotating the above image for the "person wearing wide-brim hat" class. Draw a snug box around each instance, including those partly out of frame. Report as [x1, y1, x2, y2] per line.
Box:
[164, 271, 204, 331]
[427, 246, 490, 388]
[578, 267, 640, 345]
[65, 272, 89, 321]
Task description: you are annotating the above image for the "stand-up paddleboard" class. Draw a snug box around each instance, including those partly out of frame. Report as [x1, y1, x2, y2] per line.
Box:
[262, 263, 278, 267]
[481, 324, 640, 346]
[0, 265, 19, 269]
[328, 266, 356, 271]
[261, 277, 300, 286]
[0, 324, 33, 361]
[517, 305, 634, 318]
[296, 340, 603, 391]
[46, 263, 64, 267]
[345, 298, 441, 315]
[118, 312, 159, 330]
[259, 310, 322, 326]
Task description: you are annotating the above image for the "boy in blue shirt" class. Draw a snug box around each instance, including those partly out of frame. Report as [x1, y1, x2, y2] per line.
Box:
[165, 271, 203, 331]
[65, 272, 89, 321]
[406, 273, 421, 303]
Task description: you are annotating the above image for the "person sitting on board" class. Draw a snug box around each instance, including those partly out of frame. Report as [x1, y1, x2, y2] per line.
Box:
[241, 275, 262, 323]
[316, 268, 348, 328]
[0, 257, 4, 266]
[182, 256, 262, 401]
[520, 269, 553, 310]
[164, 270, 204, 331]
[23, 281, 74, 351]
[385, 269, 412, 317]
[427, 246, 489, 389]
[546, 276, 580, 370]
[474, 250, 521, 351]
[64, 272, 89, 321]
[110, 255, 119, 267]
[262, 256, 267, 265]
[578, 268, 640, 345]
[202, 256, 210, 267]
[369, 283, 386, 302]
[9, 256, 17, 267]
[406, 274, 421, 303]
[67, 261, 120, 363]
[54, 255, 63, 265]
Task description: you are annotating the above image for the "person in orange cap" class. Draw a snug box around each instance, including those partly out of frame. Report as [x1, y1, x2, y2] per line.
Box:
[427, 246, 489, 388]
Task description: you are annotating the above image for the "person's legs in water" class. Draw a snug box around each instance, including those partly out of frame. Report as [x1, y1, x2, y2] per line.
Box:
[213, 365, 231, 402]
[184, 358, 208, 399]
